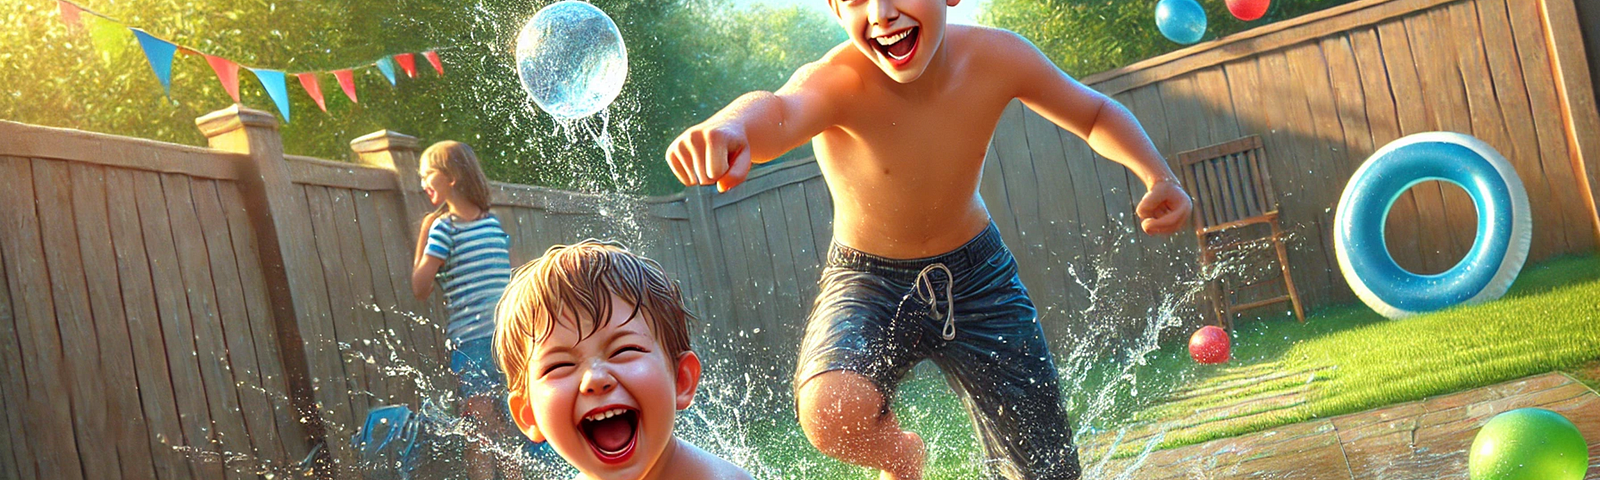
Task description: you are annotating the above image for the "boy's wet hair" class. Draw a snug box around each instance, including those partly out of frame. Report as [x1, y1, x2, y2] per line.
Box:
[494, 240, 694, 392]
[420, 140, 493, 215]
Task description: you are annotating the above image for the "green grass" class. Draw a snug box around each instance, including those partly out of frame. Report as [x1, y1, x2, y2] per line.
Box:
[713, 254, 1600, 478]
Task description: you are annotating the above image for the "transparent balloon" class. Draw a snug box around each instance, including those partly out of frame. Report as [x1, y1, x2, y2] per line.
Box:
[514, 1, 628, 120]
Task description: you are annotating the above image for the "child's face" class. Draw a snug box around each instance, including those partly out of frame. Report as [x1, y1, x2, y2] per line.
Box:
[419, 163, 454, 206]
[507, 294, 701, 480]
[830, 0, 958, 83]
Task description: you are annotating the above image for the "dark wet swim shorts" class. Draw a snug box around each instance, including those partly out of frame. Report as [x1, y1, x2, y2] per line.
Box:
[795, 222, 1082, 480]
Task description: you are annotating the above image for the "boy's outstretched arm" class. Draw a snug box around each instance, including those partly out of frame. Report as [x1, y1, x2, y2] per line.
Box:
[666, 61, 852, 192]
[994, 31, 1193, 235]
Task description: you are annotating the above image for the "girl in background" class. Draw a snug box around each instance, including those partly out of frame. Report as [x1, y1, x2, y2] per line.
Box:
[411, 141, 523, 480]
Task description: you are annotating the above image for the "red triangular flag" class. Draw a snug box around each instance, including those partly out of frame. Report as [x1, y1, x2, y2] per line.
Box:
[423, 50, 444, 76]
[395, 52, 417, 78]
[58, 1, 83, 34]
[205, 55, 241, 103]
[297, 73, 327, 112]
[333, 69, 358, 103]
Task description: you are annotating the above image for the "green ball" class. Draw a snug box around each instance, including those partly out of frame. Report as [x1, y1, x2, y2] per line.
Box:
[1468, 408, 1589, 480]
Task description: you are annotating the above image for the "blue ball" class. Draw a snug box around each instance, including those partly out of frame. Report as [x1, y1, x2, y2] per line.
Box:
[1156, 0, 1208, 45]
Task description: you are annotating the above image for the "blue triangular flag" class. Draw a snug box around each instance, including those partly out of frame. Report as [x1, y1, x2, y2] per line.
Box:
[374, 57, 397, 86]
[130, 29, 176, 98]
[249, 68, 291, 122]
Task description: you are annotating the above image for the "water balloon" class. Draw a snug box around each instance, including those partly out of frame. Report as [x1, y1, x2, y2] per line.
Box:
[514, 1, 628, 120]
[1469, 408, 1589, 480]
[1227, 0, 1271, 21]
[1188, 325, 1230, 364]
[1155, 0, 1208, 45]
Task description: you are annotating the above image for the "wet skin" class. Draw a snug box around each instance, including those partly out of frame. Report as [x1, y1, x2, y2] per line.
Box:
[665, 0, 1191, 260]
[506, 295, 751, 480]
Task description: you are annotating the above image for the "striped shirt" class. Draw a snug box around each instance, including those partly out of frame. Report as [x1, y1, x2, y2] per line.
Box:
[425, 213, 512, 344]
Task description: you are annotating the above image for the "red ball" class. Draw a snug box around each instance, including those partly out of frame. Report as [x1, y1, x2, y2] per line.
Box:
[1189, 325, 1231, 364]
[1226, 0, 1271, 21]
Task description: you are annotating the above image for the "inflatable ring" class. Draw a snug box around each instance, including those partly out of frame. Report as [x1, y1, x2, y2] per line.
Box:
[1334, 132, 1531, 319]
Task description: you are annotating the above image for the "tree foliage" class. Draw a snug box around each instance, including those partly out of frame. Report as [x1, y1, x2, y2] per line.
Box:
[0, 0, 842, 195]
[977, 0, 1356, 78]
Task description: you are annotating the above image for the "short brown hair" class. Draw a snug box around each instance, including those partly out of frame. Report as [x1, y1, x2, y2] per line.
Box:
[420, 140, 493, 215]
[494, 240, 694, 392]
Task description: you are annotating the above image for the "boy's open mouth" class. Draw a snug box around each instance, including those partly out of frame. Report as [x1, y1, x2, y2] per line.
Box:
[580, 406, 639, 464]
[874, 27, 919, 65]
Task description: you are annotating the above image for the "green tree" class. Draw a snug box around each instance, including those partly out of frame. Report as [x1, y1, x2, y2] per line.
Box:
[0, 0, 843, 195]
[977, 0, 1356, 78]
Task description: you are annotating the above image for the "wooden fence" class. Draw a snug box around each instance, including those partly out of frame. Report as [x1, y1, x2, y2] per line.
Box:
[2, 0, 1599, 478]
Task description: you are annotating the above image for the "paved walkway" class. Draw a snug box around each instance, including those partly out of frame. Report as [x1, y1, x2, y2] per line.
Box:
[1083, 372, 1600, 479]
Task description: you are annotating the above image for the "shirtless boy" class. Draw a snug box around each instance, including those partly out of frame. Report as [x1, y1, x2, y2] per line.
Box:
[665, 0, 1191, 478]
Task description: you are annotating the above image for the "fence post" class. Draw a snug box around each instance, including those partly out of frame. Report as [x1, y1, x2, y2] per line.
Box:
[351, 131, 429, 229]
[194, 105, 338, 477]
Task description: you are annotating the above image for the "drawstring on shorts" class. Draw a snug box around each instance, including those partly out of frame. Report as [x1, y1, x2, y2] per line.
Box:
[913, 263, 956, 340]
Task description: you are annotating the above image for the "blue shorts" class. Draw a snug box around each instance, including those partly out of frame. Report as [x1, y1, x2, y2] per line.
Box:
[449, 338, 506, 399]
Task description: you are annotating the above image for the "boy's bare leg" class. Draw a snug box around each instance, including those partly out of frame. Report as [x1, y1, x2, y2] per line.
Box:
[798, 371, 925, 480]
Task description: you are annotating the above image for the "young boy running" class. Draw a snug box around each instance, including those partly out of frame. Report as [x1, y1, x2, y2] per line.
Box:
[666, 0, 1192, 478]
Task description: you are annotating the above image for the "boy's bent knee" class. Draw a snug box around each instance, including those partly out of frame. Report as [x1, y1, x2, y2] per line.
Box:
[796, 370, 891, 454]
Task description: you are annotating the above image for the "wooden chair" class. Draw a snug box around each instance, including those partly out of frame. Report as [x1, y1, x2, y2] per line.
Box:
[1174, 135, 1305, 328]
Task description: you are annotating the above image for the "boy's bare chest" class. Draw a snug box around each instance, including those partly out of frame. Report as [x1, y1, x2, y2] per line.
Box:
[824, 94, 1008, 169]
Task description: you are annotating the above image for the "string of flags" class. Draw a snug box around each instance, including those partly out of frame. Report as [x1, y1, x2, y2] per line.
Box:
[55, 0, 449, 123]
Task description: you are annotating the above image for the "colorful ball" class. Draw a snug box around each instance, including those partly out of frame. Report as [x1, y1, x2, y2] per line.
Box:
[1469, 408, 1589, 480]
[1227, 0, 1271, 21]
[1188, 325, 1230, 364]
[1155, 0, 1208, 45]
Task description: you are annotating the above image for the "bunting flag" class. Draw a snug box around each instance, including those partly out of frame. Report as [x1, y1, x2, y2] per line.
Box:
[87, 15, 131, 63]
[395, 52, 417, 78]
[130, 29, 177, 98]
[205, 55, 241, 103]
[374, 56, 398, 86]
[57, 0, 83, 33]
[249, 68, 291, 122]
[297, 73, 327, 112]
[423, 50, 444, 76]
[334, 69, 358, 104]
[53, 0, 449, 121]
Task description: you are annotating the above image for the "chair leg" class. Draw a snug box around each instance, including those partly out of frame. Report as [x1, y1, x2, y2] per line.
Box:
[1270, 221, 1306, 322]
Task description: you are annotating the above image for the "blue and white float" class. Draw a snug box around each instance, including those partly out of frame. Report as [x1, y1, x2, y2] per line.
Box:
[1334, 132, 1531, 319]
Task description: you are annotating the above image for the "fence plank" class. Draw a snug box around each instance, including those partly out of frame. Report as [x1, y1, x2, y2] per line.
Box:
[980, 138, 1024, 249]
[1506, 0, 1594, 252]
[0, 238, 25, 480]
[304, 185, 373, 426]
[1020, 105, 1083, 328]
[779, 182, 823, 319]
[1377, 17, 1451, 275]
[0, 156, 86, 480]
[1286, 42, 1360, 303]
[1474, 0, 1573, 255]
[1145, 74, 1207, 322]
[1537, 0, 1600, 248]
[191, 178, 290, 466]
[736, 200, 778, 339]
[758, 189, 804, 323]
[1346, 27, 1425, 274]
[716, 205, 754, 334]
[33, 159, 123, 480]
[372, 190, 447, 369]
[1244, 53, 1327, 308]
[216, 182, 310, 466]
[161, 172, 255, 480]
[104, 168, 194, 480]
[804, 178, 833, 263]
[132, 169, 225, 479]
[1405, 9, 1479, 269]
[352, 191, 423, 408]
[68, 162, 161, 480]
[329, 187, 396, 406]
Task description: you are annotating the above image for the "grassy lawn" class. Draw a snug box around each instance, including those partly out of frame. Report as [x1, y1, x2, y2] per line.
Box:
[686, 253, 1600, 478]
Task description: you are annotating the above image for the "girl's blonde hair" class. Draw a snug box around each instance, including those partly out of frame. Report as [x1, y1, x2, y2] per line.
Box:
[421, 141, 493, 215]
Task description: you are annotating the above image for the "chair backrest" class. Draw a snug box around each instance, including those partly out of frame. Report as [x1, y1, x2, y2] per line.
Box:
[1173, 135, 1279, 230]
